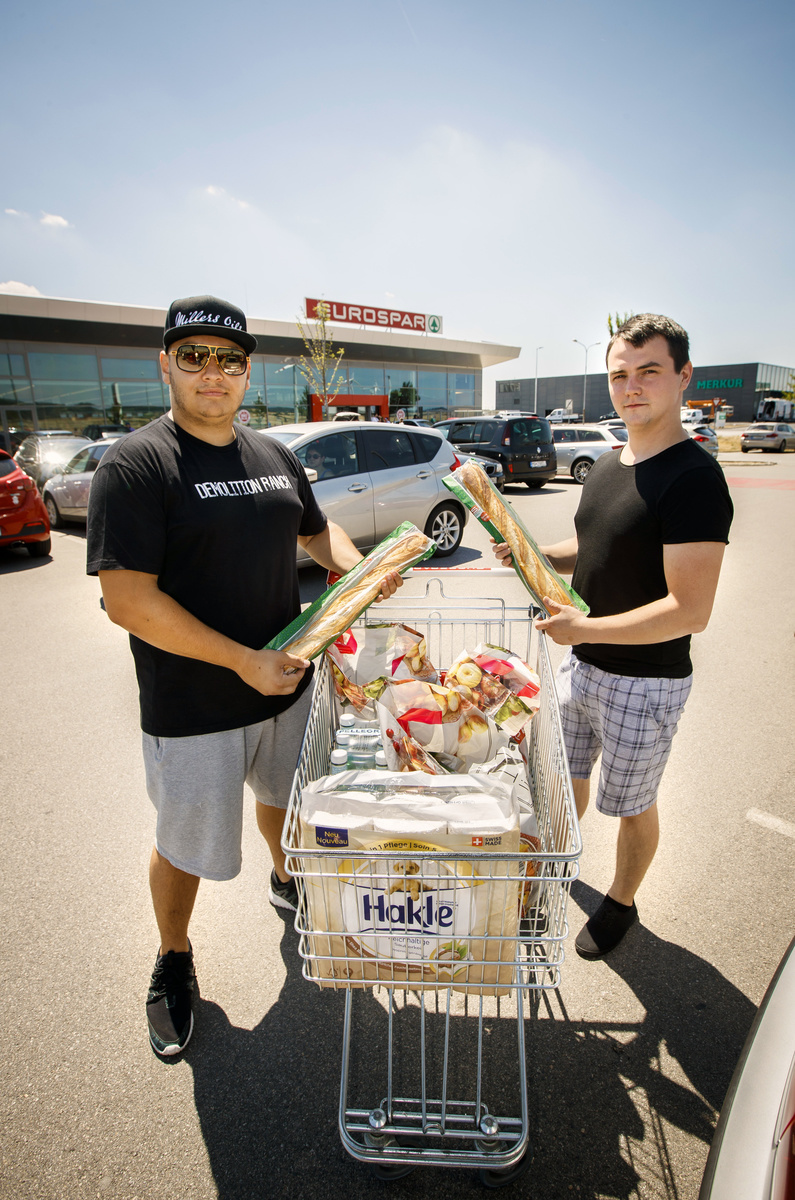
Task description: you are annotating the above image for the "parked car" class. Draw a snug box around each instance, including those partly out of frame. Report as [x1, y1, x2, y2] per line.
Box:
[260, 421, 469, 558]
[740, 423, 795, 453]
[699, 934, 795, 1200]
[597, 418, 627, 430]
[14, 434, 92, 489]
[331, 411, 363, 422]
[42, 438, 125, 526]
[433, 414, 557, 488]
[398, 418, 433, 428]
[456, 452, 505, 491]
[546, 408, 581, 424]
[552, 424, 627, 484]
[0, 449, 51, 557]
[81, 423, 130, 440]
[598, 410, 620, 422]
[687, 425, 719, 459]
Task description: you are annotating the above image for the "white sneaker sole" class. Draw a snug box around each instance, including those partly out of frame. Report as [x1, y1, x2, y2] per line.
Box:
[149, 1011, 194, 1057]
[268, 885, 298, 912]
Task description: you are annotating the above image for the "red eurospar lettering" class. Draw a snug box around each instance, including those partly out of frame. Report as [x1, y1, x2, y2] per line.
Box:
[306, 297, 428, 332]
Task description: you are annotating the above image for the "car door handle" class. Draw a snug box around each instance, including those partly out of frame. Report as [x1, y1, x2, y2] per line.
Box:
[347, 483, 368, 492]
[416, 470, 431, 479]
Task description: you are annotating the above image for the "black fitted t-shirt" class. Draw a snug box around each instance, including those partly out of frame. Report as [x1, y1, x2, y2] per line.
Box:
[570, 440, 733, 678]
[86, 416, 328, 736]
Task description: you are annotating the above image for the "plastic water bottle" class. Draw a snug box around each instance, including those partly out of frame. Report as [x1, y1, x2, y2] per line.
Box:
[330, 748, 349, 775]
[347, 731, 379, 770]
[335, 730, 351, 752]
[374, 750, 388, 770]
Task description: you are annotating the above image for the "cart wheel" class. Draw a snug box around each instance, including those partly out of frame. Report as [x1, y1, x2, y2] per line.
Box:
[369, 1162, 417, 1181]
[478, 1140, 533, 1188]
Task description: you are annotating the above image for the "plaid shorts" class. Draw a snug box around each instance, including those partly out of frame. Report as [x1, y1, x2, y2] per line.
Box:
[556, 651, 692, 817]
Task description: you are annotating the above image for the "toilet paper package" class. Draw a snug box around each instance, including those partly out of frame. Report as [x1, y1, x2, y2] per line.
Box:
[299, 771, 521, 993]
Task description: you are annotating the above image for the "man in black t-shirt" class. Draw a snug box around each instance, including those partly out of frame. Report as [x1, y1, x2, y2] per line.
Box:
[87, 295, 401, 1057]
[496, 314, 732, 959]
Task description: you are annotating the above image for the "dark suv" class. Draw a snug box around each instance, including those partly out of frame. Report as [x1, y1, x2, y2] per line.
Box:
[433, 415, 556, 488]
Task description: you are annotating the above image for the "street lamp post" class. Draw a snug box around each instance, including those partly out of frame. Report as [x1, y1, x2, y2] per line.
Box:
[573, 339, 601, 420]
[534, 346, 543, 413]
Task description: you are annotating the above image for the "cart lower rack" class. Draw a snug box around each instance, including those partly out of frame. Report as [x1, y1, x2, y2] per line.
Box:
[282, 569, 581, 1183]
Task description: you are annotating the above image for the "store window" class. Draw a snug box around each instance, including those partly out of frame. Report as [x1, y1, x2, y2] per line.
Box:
[28, 352, 99, 380]
[101, 381, 167, 428]
[450, 372, 475, 410]
[0, 353, 26, 377]
[416, 370, 448, 421]
[346, 366, 386, 397]
[101, 357, 159, 380]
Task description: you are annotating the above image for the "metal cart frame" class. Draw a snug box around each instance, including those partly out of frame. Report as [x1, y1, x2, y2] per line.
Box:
[282, 568, 581, 1184]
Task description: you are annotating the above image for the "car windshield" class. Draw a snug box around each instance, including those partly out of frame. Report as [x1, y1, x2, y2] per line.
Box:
[752, 425, 775, 431]
[612, 427, 628, 441]
[0, 454, 16, 477]
[41, 438, 92, 462]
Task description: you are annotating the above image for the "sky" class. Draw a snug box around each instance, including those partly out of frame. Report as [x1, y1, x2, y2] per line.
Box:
[2, 0, 794, 401]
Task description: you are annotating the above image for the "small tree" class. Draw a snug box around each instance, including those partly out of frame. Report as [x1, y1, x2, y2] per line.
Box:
[296, 302, 347, 419]
[607, 311, 634, 336]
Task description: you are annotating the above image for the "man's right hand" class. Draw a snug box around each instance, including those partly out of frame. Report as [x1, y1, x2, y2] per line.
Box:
[236, 647, 311, 695]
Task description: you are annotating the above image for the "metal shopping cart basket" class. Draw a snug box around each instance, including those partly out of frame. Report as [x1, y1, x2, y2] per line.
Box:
[282, 568, 581, 1185]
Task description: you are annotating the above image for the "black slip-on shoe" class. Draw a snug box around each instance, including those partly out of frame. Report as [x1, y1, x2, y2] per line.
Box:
[146, 944, 196, 1057]
[575, 896, 638, 960]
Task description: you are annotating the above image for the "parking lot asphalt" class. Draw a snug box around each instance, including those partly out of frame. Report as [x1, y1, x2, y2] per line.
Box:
[1, 450, 793, 1200]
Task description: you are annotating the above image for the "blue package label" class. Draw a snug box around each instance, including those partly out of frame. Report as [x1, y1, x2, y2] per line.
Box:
[315, 826, 349, 848]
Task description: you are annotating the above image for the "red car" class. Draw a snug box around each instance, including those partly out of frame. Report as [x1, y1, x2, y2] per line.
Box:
[0, 449, 51, 557]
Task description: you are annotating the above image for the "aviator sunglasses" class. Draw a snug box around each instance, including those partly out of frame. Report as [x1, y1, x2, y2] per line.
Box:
[169, 343, 249, 376]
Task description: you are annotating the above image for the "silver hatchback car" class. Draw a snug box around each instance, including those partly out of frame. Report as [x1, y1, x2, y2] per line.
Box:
[261, 421, 469, 560]
[553, 424, 627, 484]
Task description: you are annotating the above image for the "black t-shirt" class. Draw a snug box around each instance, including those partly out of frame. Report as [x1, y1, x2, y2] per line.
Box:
[570, 440, 733, 678]
[86, 416, 327, 736]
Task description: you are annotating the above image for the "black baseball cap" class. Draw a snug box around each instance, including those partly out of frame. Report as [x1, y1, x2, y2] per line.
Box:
[163, 295, 257, 355]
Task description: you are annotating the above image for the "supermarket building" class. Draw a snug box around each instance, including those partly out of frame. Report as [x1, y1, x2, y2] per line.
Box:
[0, 294, 519, 451]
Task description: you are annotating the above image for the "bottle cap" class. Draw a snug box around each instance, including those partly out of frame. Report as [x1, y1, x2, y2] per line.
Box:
[375, 750, 388, 768]
[330, 749, 348, 766]
[336, 732, 350, 747]
[339, 713, 356, 728]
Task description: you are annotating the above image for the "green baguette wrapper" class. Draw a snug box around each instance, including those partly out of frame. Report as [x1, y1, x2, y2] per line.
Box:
[265, 521, 437, 660]
[443, 460, 588, 614]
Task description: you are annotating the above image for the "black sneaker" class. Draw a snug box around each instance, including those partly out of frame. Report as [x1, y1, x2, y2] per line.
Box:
[575, 896, 638, 960]
[146, 945, 196, 1057]
[268, 868, 299, 913]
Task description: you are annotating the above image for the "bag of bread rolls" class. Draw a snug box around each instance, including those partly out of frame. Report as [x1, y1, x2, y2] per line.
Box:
[377, 677, 510, 767]
[327, 623, 438, 716]
[443, 460, 588, 614]
[445, 643, 541, 739]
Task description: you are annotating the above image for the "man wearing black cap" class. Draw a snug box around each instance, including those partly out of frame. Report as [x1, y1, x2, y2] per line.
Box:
[87, 295, 401, 1058]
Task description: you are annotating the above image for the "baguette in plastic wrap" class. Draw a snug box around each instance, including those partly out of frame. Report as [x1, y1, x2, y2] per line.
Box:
[443, 460, 588, 613]
[266, 522, 436, 660]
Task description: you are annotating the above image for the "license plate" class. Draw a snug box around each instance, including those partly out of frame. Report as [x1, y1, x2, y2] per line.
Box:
[530, 460, 547, 468]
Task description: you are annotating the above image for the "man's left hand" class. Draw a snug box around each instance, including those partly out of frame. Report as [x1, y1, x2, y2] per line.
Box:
[373, 569, 403, 603]
[534, 597, 589, 645]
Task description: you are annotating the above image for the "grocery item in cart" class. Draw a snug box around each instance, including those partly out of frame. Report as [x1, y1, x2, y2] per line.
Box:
[266, 523, 436, 661]
[470, 746, 541, 915]
[327, 623, 438, 716]
[443, 460, 588, 613]
[377, 677, 510, 768]
[300, 771, 521, 993]
[446, 643, 541, 739]
[381, 729, 451, 775]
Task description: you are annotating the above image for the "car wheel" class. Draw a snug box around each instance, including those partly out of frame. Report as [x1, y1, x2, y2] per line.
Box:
[425, 503, 463, 557]
[741, 446, 748, 453]
[779, 440, 786, 452]
[44, 494, 63, 529]
[572, 458, 593, 484]
[27, 538, 51, 558]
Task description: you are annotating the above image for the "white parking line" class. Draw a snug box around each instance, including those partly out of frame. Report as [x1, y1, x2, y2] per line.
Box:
[746, 808, 795, 839]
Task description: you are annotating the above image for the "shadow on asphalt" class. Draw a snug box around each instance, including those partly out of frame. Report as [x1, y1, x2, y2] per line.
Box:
[520, 880, 757, 1197]
[184, 885, 756, 1198]
[0, 545, 54, 573]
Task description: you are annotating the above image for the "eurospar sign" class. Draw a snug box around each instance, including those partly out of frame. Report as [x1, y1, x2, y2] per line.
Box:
[306, 298, 443, 335]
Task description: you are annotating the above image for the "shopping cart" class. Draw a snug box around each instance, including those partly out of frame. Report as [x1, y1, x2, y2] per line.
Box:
[282, 568, 581, 1185]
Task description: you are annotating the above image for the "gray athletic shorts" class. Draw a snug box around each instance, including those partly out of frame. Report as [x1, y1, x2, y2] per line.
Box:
[142, 685, 313, 881]
[556, 651, 692, 818]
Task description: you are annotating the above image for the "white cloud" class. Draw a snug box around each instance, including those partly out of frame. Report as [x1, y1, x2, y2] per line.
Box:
[40, 212, 70, 228]
[0, 281, 42, 296]
[205, 186, 249, 211]
[5, 208, 23, 216]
